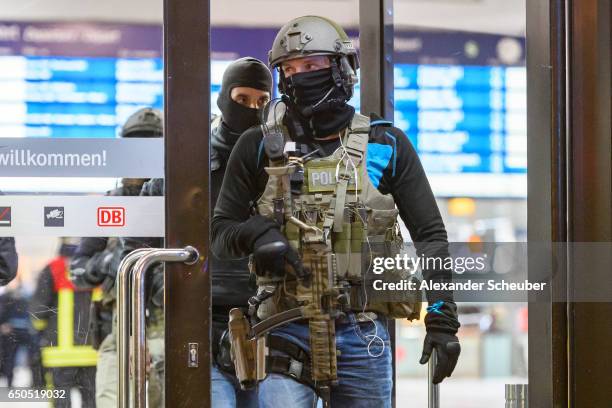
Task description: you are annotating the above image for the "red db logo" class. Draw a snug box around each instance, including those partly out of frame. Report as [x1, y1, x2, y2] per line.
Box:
[97, 207, 125, 227]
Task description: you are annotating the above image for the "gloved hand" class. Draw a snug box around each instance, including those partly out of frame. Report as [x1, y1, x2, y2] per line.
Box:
[237, 215, 305, 278]
[252, 226, 305, 278]
[419, 300, 461, 384]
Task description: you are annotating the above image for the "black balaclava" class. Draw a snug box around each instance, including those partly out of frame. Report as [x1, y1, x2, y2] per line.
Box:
[282, 65, 354, 140]
[216, 57, 272, 141]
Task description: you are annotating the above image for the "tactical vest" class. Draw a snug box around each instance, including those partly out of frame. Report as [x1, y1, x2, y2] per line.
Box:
[254, 112, 421, 321]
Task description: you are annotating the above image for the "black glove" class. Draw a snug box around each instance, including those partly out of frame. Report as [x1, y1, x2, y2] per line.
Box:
[420, 300, 461, 384]
[237, 215, 305, 278]
[253, 227, 305, 278]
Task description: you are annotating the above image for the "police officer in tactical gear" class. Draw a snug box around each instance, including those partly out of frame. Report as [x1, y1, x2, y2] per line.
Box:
[69, 107, 164, 407]
[139, 57, 272, 408]
[212, 16, 461, 407]
[209, 57, 273, 408]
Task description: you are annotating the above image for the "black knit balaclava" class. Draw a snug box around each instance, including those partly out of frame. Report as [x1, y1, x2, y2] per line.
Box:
[216, 57, 272, 138]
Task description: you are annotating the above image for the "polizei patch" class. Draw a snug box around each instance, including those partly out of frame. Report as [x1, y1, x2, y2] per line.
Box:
[306, 166, 361, 192]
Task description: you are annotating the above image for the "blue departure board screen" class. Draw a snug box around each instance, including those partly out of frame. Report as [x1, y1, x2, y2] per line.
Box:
[346, 63, 527, 197]
[399, 65, 525, 175]
[0, 56, 225, 138]
[0, 56, 156, 137]
[351, 64, 526, 175]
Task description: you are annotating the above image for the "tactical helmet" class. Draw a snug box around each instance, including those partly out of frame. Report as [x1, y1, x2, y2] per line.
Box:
[121, 107, 163, 138]
[269, 16, 359, 94]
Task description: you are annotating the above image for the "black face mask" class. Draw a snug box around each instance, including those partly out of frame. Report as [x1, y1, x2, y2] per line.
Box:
[221, 100, 260, 134]
[216, 57, 272, 134]
[284, 68, 354, 139]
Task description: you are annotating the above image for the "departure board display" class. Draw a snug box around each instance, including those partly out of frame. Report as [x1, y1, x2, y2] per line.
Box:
[0, 56, 163, 137]
[0, 22, 526, 197]
[351, 64, 527, 175]
[0, 56, 230, 138]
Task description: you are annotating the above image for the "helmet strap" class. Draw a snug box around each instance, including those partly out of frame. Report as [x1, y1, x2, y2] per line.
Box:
[278, 68, 288, 95]
[330, 58, 344, 88]
[337, 56, 356, 98]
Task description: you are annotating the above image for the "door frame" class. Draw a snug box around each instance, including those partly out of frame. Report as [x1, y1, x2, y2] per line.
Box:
[527, 0, 612, 406]
[163, 0, 211, 406]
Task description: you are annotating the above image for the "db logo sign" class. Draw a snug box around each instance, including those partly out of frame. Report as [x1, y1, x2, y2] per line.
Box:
[97, 207, 125, 227]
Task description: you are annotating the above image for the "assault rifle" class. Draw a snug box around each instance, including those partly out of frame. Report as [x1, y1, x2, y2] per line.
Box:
[229, 238, 352, 406]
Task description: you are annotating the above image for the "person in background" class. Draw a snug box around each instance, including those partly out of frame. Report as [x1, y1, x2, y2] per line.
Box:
[0, 282, 32, 387]
[30, 238, 99, 407]
[211, 56, 272, 408]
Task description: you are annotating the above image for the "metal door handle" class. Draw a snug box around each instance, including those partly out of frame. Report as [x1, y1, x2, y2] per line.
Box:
[117, 246, 199, 408]
[118, 248, 154, 408]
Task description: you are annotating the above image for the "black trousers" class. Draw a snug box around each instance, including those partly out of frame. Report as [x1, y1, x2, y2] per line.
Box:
[50, 366, 96, 408]
[0, 329, 32, 386]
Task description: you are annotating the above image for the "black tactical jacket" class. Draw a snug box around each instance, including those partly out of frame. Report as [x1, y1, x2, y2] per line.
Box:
[210, 118, 253, 310]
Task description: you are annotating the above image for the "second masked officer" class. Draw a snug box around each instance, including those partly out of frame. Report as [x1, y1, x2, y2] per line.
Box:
[211, 56, 272, 408]
[212, 16, 461, 408]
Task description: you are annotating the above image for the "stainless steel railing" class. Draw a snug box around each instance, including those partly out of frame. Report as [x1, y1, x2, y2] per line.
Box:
[428, 350, 439, 408]
[117, 246, 199, 408]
